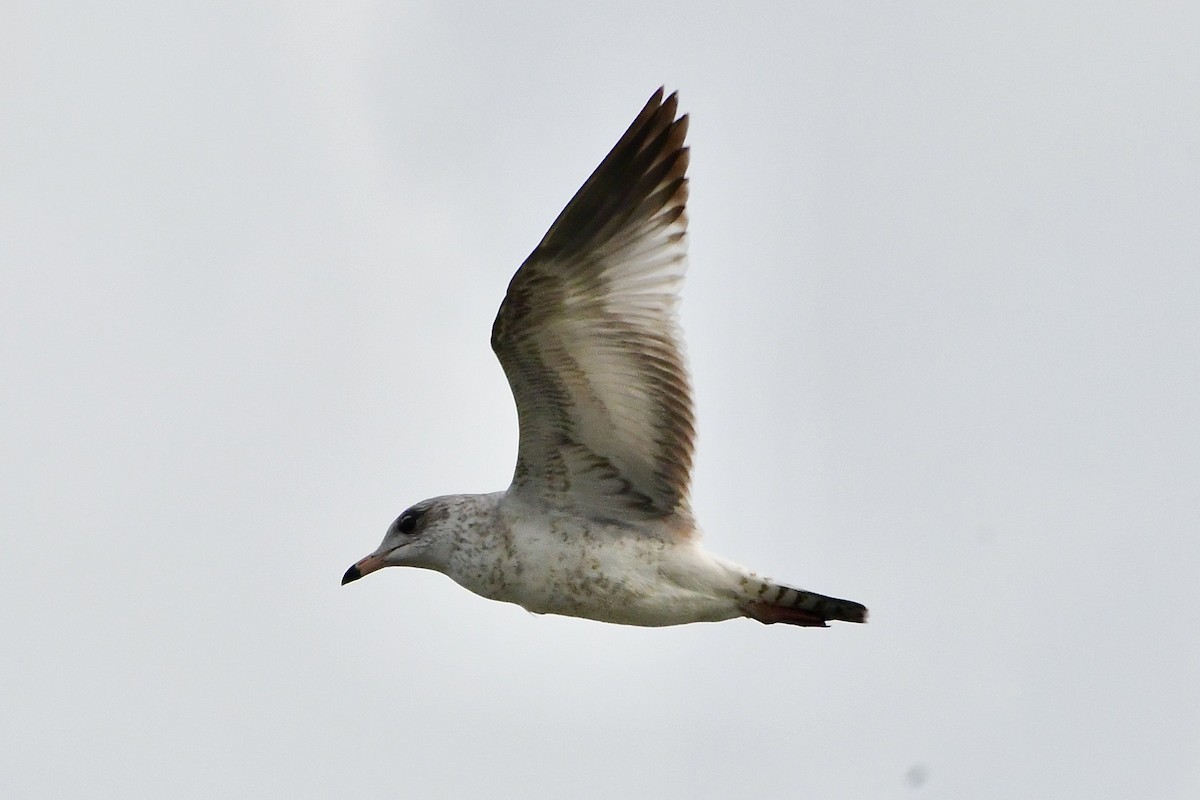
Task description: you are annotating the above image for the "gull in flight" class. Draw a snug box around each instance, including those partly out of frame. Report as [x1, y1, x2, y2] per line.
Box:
[342, 89, 867, 628]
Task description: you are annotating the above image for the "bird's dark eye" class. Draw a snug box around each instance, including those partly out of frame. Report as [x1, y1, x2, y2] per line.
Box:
[397, 511, 420, 535]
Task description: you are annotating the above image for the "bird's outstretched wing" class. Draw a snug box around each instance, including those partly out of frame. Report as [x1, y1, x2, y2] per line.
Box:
[491, 88, 694, 526]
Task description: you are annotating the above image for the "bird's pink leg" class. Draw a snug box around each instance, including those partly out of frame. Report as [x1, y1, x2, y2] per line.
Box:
[741, 601, 830, 627]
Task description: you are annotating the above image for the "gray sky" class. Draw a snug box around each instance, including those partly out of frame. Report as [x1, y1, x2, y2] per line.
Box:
[4, 3, 1198, 798]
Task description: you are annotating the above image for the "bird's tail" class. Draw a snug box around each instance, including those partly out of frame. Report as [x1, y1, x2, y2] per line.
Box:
[739, 578, 867, 627]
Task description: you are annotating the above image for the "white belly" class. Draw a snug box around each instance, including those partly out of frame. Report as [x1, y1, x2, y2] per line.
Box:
[445, 513, 743, 627]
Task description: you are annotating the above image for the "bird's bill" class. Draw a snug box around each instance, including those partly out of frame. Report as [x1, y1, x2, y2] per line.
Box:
[341, 552, 387, 585]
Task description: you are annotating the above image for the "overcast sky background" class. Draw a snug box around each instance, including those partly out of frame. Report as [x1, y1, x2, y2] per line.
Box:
[4, 3, 1198, 798]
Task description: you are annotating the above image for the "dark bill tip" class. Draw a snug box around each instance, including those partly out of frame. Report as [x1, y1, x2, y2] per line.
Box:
[341, 564, 362, 585]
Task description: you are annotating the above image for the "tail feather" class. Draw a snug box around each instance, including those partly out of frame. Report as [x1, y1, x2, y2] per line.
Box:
[740, 581, 867, 628]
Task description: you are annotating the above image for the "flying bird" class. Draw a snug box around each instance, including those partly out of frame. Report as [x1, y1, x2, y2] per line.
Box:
[342, 89, 867, 628]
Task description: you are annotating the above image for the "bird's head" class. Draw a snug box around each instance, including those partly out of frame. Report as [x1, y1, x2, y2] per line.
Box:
[341, 498, 457, 585]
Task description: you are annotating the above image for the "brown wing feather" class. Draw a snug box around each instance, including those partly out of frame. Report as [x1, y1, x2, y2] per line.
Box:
[491, 89, 695, 524]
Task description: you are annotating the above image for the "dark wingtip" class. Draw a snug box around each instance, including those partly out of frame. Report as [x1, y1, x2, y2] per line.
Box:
[341, 564, 362, 585]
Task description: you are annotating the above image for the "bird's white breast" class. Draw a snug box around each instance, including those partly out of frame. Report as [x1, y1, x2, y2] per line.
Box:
[444, 499, 743, 626]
